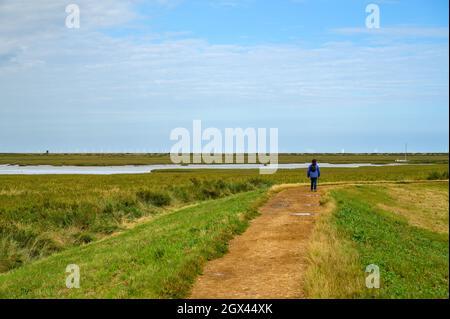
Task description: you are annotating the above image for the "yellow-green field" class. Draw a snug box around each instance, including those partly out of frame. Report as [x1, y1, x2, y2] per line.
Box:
[304, 182, 449, 299]
[0, 153, 448, 166]
[0, 161, 448, 298]
[0, 191, 266, 298]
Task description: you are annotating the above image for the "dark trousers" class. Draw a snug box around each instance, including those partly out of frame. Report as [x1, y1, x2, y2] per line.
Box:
[310, 177, 318, 190]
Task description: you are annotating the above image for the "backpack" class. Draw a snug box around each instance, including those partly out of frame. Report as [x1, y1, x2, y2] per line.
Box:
[310, 164, 317, 172]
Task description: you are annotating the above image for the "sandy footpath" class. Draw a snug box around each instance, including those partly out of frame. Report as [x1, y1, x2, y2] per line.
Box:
[190, 186, 323, 299]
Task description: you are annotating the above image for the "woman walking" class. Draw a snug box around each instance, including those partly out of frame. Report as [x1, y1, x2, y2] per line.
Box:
[307, 159, 320, 192]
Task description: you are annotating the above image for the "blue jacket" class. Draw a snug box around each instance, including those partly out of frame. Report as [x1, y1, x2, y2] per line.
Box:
[307, 164, 320, 178]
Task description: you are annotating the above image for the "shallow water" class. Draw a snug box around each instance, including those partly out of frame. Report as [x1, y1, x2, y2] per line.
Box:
[0, 163, 406, 175]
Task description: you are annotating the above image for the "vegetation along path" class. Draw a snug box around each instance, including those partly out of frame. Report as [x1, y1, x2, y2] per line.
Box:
[190, 186, 323, 299]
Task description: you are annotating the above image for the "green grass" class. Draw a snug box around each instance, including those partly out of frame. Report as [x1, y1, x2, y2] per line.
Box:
[0, 164, 448, 298]
[330, 184, 449, 298]
[157, 164, 450, 183]
[0, 165, 447, 273]
[0, 152, 448, 166]
[0, 173, 271, 273]
[0, 190, 266, 298]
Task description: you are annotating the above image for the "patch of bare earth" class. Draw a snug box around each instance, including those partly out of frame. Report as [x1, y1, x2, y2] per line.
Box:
[190, 186, 323, 299]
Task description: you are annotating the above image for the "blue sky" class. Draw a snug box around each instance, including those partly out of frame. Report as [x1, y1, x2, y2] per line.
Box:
[0, 0, 448, 153]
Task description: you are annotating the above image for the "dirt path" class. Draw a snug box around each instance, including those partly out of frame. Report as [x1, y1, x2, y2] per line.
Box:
[190, 186, 323, 299]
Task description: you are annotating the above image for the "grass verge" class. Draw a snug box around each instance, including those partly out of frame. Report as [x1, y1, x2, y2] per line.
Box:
[303, 190, 364, 298]
[304, 182, 449, 299]
[0, 175, 270, 273]
[0, 190, 266, 298]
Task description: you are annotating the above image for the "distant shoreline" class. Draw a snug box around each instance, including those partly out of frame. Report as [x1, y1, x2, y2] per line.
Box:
[0, 153, 448, 167]
[0, 162, 437, 175]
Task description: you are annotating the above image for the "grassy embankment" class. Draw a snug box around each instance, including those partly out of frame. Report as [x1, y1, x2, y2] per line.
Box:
[0, 173, 271, 273]
[0, 190, 266, 298]
[0, 153, 448, 166]
[304, 182, 449, 299]
[0, 164, 448, 298]
[0, 165, 448, 273]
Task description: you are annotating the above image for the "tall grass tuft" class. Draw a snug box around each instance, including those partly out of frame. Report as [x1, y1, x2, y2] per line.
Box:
[427, 170, 449, 180]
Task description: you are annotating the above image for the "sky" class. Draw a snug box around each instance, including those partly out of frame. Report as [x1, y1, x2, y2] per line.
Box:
[0, 0, 448, 153]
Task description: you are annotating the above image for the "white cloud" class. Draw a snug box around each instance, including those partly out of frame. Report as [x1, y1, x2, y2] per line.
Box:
[0, 0, 139, 34]
[0, 0, 448, 152]
[332, 26, 449, 38]
[1, 1, 447, 110]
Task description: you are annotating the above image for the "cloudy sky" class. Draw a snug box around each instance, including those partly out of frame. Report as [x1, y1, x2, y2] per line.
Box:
[0, 0, 448, 153]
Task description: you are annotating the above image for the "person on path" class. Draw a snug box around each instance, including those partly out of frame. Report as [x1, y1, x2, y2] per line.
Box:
[307, 159, 320, 192]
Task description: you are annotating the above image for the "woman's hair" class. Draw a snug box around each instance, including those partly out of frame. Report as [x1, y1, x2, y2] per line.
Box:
[312, 159, 317, 164]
